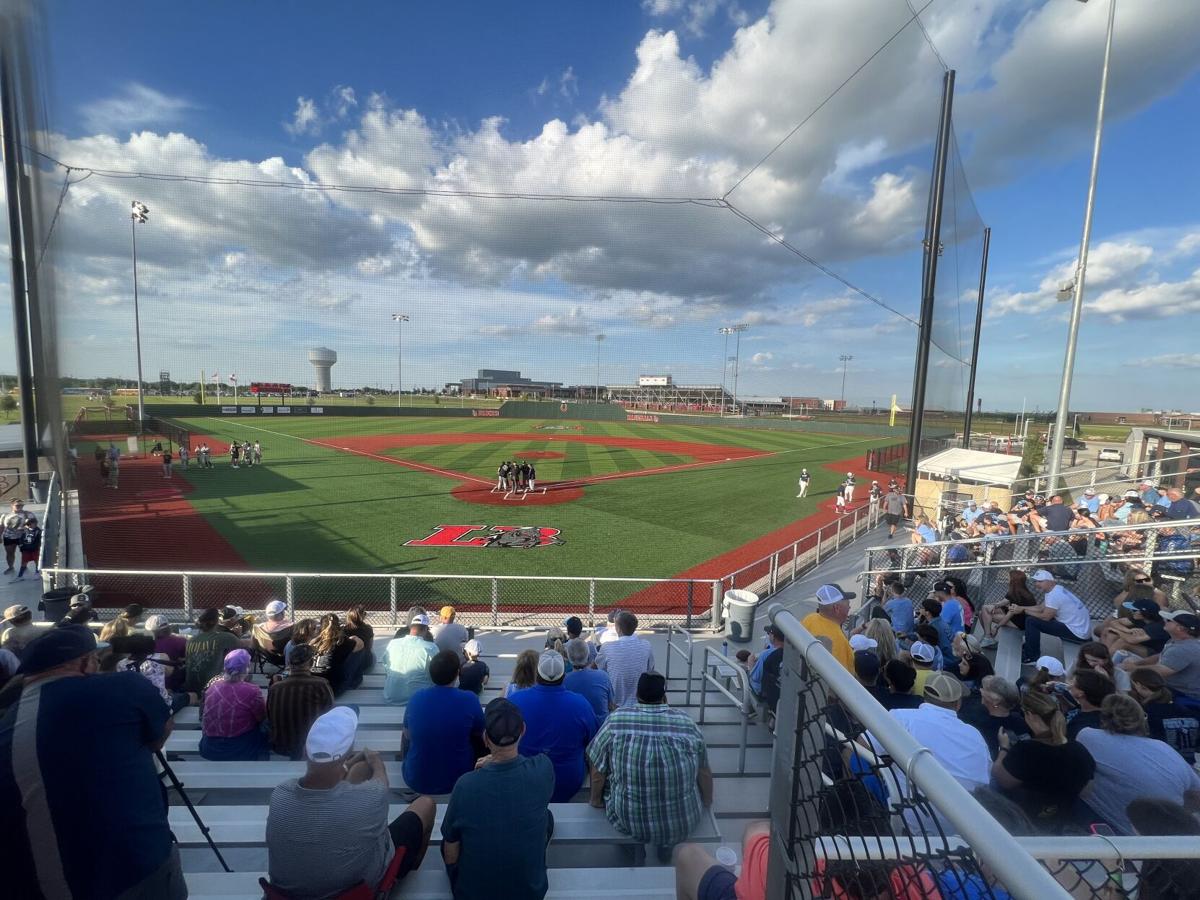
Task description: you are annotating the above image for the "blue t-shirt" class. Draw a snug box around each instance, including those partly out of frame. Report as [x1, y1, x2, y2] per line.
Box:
[402, 685, 484, 795]
[927, 616, 956, 668]
[441, 754, 554, 900]
[940, 599, 965, 636]
[510, 683, 598, 802]
[0, 672, 171, 899]
[884, 598, 916, 637]
[564, 667, 612, 724]
[458, 660, 490, 695]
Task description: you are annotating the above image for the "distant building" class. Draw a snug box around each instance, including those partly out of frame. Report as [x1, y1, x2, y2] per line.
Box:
[1074, 410, 1199, 428]
[607, 380, 730, 414]
[782, 396, 823, 412]
[460, 369, 563, 398]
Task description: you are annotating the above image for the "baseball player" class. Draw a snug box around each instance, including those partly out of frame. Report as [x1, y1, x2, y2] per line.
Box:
[843, 472, 856, 503]
[796, 468, 810, 498]
[253, 441, 263, 465]
[496, 461, 508, 491]
[526, 463, 537, 494]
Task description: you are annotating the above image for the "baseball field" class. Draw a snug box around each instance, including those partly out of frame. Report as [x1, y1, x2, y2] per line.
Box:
[73, 414, 896, 597]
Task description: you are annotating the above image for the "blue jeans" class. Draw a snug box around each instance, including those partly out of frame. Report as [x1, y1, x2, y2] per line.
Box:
[1023, 616, 1085, 660]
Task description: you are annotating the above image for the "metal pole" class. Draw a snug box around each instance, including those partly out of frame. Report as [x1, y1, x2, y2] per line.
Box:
[963, 226, 990, 447]
[398, 321, 402, 410]
[732, 329, 742, 414]
[0, 60, 38, 488]
[904, 70, 956, 504]
[1048, 0, 1116, 490]
[719, 329, 730, 416]
[131, 215, 146, 427]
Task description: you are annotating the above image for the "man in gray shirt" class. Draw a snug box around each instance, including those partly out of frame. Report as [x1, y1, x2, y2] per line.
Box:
[432, 605, 471, 659]
[1124, 612, 1200, 701]
[266, 708, 435, 899]
[882, 487, 908, 539]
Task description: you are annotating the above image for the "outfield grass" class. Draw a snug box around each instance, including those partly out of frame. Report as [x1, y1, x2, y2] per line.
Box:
[144, 415, 892, 581]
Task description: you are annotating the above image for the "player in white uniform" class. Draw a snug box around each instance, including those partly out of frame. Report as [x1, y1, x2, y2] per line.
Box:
[843, 472, 856, 503]
[796, 468, 810, 498]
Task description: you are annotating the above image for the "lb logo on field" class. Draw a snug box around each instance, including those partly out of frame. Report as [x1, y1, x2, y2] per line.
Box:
[405, 524, 564, 549]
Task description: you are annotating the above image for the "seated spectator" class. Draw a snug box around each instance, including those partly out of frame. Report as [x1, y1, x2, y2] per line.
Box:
[457, 638, 489, 695]
[800, 584, 856, 672]
[917, 598, 956, 668]
[564, 638, 612, 723]
[0, 646, 18, 692]
[98, 616, 131, 654]
[402, 650, 484, 795]
[862, 617, 899, 665]
[1129, 668, 1198, 761]
[596, 611, 656, 708]
[343, 604, 375, 674]
[1039, 534, 1081, 581]
[932, 580, 970, 632]
[283, 617, 318, 667]
[979, 569, 1039, 647]
[384, 613, 437, 705]
[266, 708, 435, 899]
[1111, 569, 1168, 611]
[1122, 611, 1200, 706]
[184, 607, 245, 693]
[1070, 640, 1117, 681]
[253, 601, 294, 670]
[992, 688, 1095, 831]
[441, 698, 554, 900]
[1126, 799, 1200, 898]
[218, 605, 250, 638]
[960, 675, 1028, 758]
[506, 648, 539, 697]
[885, 672, 990, 792]
[748, 625, 785, 715]
[1077, 694, 1200, 834]
[511, 650, 598, 802]
[260, 599, 294, 634]
[673, 821, 769, 900]
[59, 594, 98, 628]
[952, 632, 994, 688]
[144, 615, 187, 690]
[113, 633, 193, 714]
[594, 609, 621, 646]
[1104, 598, 1168, 658]
[882, 581, 916, 640]
[563, 615, 596, 664]
[200, 649, 268, 760]
[1066, 668, 1117, 740]
[0, 626, 185, 899]
[543, 626, 567, 657]
[880, 659, 923, 710]
[907, 641, 938, 696]
[432, 605, 469, 658]
[854, 649, 887, 706]
[309, 612, 365, 695]
[588, 672, 713, 857]
[267, 644, 335, 760]
[1022, 571, 1092, 664]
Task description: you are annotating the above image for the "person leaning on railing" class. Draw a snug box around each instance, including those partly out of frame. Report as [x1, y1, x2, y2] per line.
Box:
[801, 584, 856, 672]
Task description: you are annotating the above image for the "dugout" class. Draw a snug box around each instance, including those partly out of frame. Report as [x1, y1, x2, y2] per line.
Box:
[912, 447, 1020, 518]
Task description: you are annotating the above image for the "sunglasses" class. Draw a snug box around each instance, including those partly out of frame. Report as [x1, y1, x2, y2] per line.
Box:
[1134, 578, 1151, 584]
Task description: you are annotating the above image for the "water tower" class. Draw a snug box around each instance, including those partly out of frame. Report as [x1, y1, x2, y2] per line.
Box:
[308, 347, 337, 393]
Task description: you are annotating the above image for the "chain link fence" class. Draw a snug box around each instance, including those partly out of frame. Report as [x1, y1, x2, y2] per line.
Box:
[765, 606, 1200, 900]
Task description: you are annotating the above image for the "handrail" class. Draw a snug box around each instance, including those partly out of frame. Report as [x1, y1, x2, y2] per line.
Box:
[697, 646, 752, 774]
[814, 834, 1200, 862]
[41, 566, 719, 585]
[664, 624, 694, 707]
[767, 603, 1070, 898]
[721, 501, 880, 584]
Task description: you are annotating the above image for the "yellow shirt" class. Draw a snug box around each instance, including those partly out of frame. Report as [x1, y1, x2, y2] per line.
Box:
[800, 611, 855, 673]
[911, 667, 933, 697]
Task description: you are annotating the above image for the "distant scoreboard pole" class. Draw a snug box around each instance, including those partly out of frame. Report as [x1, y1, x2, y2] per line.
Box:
[249, 382, 293, 407]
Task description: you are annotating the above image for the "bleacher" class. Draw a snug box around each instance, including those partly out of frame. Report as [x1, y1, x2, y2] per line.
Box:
[166, 628, 774, 899]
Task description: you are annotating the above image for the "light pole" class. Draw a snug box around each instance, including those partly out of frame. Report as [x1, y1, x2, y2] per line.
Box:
[717, 326, 734, 416]
[594, 334, 606, 403]
[392, 313, 409, 410]
[1048, 0, 1116, 489]
[839, 354, 854, 406]
[726, 323, 749, 415]
[129, 201, 149, 427]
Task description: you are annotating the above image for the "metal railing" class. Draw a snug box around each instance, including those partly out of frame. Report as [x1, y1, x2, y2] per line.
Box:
[765, 604, 1200, 899]
[857, 517, 1200, 620]
[663, 624, 694, 707]
[696, 645, 753, 774]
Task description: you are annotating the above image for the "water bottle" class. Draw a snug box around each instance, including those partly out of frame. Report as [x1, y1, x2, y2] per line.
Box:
[715, 846, 738, 870]
[722, 640, 729, 659]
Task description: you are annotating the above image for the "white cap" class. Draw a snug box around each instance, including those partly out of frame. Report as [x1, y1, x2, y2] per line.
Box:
[815, 584, 856, 605]
[463, 639, 481, 658]
[305, 707, 358, 762]
[909, 642, 936, 663]
[536, 650, 565, 681]
[1031, 570, 1055, 582]
[144, 615, 171, 633]
[1084, 488, 1096, 496]
[849, 634, 878, 652]
[410, 613, 430, 627]
[1035, 656, 1066, 677]
[265, 600, 287, 617]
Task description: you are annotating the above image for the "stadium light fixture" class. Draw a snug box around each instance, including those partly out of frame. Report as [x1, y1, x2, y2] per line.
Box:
[839, 354, 854, 404]
[392, 313, 409, 410]
[129, 201, 149, 427]
[717, 327, 734, 416]
[1048, 0, 1115, 489]
[725, 324, 749, 415]
[594, 334, 606, 403]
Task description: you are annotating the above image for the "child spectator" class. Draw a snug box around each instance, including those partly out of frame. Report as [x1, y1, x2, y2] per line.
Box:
[11, 516, 40, 580]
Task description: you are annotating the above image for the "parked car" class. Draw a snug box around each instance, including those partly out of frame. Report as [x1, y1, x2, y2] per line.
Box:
[1062, 437, 1087, 450]
[1098, 447, 1124, 463]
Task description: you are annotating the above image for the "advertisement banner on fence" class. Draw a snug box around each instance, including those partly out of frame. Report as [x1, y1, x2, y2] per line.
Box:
[311, 407, 324, 414]
[276, 407, 291, 414]
[472, 409, 500, 417]
[221, 406, 237, 414]
[240, 406, 256, 414]
[260, 407, 274, 414]
[627, 413, 660, 423]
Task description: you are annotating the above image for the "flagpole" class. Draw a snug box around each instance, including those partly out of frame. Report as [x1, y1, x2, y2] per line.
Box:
[200, 369, 206, 405]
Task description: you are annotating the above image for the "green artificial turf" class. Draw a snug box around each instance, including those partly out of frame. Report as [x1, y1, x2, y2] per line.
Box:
[164, 415, 893, 582]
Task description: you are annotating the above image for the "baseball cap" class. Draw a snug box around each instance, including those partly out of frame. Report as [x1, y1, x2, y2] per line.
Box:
[763, 623, 784, 641]
[565, 638, 590, 667]
[932, 581, 952, 594]
[1124, 490, 1140, 500]
[1161, 611, 1200, 635]
[463, 638, 482, 658]
[1084, 488, 1096, 496]
[909, 642, 935, 664]
[924, 672, 964, 703]
[960, 633, 982, 655]
[219, 605, 241, 622]
[4, 604, 30, 622]
[17, 625, 98, 675]
[305, 707, 358, 762]
[483, 697, 524, 747]
[854, 650, 881, 681]
[68, 594, 92, 609]
[536, 649, 566, 682]
[816, 584, 855, 605]
[1123, 599, 1161, 618]
[1035, 656, 1066, 677]
[223, 648, 252, 673]
[440, 605, 456, 619]
[144, 615, 171, 633]
[1031, 570, 1055, 582]
[265, 600, 287, 617]
[409, 613, 430, 627]
[849, 634, 878, 652]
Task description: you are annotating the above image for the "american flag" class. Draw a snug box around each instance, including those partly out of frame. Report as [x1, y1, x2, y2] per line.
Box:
[229, 373, 237, 385]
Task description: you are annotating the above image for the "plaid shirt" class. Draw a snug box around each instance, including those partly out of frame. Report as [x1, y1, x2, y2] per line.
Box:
[586, 703, 708, 846]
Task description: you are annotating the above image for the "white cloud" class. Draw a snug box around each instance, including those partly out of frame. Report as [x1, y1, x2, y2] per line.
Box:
[751, 351, 773, 365]
[80, 83, 194, 135]
[1139, 353, 1200, 369]
[285, 97, 321, 136]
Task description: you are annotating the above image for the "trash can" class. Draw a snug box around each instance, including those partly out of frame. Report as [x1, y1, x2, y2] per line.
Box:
[40, 587, 76, 622]
[723, 589, 759, 643]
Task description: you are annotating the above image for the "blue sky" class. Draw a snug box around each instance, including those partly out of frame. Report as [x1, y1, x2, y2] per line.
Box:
[7, 0, 1198, 411]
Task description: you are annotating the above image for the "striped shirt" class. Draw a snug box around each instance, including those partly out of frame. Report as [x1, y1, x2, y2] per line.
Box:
[595, 635, 655, 708]
[266, 778, 391, 900]
[267, 674, 335, 758]
[586, 703, 708, 846]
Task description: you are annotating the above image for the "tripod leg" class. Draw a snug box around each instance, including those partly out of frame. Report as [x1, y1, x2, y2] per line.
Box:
[156, 751, 233, 872]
